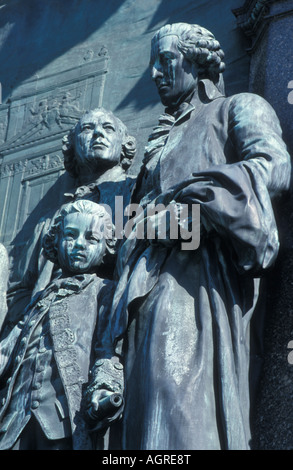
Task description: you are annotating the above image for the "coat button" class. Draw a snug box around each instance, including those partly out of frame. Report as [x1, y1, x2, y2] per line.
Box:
[31, 400, 40, 409]
[114, 363, 123, 370]
[32, 382, 41, 390]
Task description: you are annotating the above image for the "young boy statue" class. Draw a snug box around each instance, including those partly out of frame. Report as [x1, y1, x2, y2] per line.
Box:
[0, 200, 123, 450]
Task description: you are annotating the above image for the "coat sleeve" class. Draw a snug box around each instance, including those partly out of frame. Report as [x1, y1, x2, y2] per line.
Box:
[172, 93, 291, 273]
[5, 216, 55, 331]
[88, 281, 124, 395]
[228, 93, 290, 197]
[0, 322, 23, 377]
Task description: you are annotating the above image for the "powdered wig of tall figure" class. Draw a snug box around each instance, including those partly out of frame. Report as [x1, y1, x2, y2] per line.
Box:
[151, 23, 226, 94]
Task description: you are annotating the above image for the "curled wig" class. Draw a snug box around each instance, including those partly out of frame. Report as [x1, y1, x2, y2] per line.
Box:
[152, 23, 225, 89]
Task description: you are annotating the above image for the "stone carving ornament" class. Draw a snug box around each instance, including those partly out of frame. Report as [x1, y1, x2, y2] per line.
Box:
[109, 23, 291, 450]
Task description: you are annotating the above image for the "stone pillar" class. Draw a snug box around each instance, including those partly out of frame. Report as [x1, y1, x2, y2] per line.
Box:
[233, 0, 293, 152]
[233, 0, 293, 449]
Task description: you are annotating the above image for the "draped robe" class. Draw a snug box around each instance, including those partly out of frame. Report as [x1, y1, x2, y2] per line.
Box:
[110, 87, 291, 450]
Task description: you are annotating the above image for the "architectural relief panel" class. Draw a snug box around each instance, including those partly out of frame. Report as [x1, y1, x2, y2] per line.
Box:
[0, 48, 109, 251]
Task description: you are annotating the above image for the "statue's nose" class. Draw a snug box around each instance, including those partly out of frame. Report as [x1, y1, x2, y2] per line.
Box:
[151, 64, 163, 81]
[93, 125, 105, 138]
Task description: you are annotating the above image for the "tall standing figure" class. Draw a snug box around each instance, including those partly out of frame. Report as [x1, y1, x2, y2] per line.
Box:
[111, 23, 291, 450]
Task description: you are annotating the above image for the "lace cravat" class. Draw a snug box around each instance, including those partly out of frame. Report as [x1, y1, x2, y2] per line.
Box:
[143, 112, 175, 165]
[143, 100, 194, 165]
[132, 103, 192, 204]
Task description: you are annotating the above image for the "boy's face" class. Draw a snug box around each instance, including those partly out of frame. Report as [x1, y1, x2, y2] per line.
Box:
[57, 212, 107, 274]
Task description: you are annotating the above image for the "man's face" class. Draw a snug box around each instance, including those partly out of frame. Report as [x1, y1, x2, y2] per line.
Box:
[74, 110, 123, 171]
[150, 35, 198, 108]
[57, 212, 107, 274]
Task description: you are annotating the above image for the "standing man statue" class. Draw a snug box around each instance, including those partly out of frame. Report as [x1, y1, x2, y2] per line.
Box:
[4, 108, 136, 335]
[110, 23, 291, 450]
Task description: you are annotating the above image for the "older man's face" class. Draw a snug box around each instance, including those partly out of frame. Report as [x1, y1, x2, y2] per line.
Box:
[74, 110, 123, 171]
[150, 35, 198, 108]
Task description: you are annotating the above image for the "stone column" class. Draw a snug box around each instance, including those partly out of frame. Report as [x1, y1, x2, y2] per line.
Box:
[233, 0, 293, 450]
[233, 0, 293, 151]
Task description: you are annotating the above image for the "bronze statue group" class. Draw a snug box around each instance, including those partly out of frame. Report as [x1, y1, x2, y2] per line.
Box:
[0, 23, 290, 450]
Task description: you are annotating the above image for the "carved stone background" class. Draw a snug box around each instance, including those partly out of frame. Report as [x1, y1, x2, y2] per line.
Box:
[0, 50, 108, 251]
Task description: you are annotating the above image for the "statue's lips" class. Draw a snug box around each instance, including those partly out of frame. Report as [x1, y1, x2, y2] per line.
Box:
[71, 252, 87, 261]
[92, 142, 108, 149]
[158, 83, 170, 93]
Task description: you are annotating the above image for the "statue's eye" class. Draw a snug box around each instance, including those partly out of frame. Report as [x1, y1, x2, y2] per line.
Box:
[86, 231, 102, 243]
[89, 235, 99, 243]
[64, 229, 77, 239]
[160, 52, 175, 64]
[103, 123, 115, 132]
[64, 233, 74, 240]
[81, 124, 92, 132]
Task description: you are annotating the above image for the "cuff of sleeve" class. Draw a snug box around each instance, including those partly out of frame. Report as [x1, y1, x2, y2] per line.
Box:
[88, 357, 124, 395]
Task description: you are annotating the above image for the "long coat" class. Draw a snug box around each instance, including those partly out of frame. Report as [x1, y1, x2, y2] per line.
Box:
[0, 273, 119, 450]
[111, 86, 291, 450]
